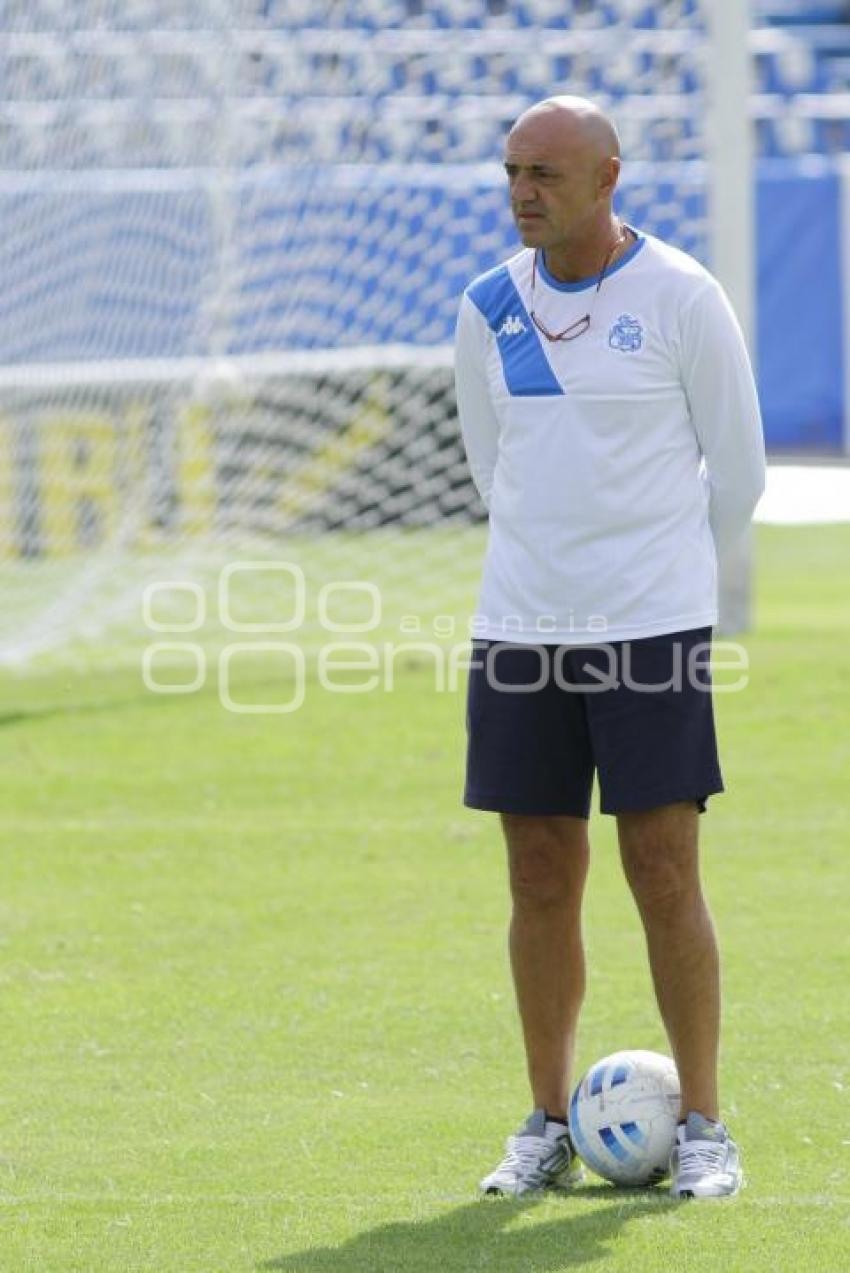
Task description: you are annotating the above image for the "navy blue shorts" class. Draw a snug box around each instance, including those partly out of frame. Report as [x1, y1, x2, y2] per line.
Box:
[464, 628, 724, 818]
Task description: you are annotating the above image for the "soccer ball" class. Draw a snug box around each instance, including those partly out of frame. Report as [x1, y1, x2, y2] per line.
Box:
[568, 1049, 680, 1186]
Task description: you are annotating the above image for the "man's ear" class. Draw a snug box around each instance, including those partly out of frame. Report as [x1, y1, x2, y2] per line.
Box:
[598, 156, 621, 198]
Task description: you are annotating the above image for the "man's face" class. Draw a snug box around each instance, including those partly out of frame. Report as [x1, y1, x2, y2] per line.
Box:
[503, 114, 611, 249]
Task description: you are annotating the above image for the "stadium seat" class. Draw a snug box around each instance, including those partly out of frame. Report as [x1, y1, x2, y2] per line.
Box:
[756, 1, 850, 26]
[820, 50, 850, 88]
[1, 39, 67, 100]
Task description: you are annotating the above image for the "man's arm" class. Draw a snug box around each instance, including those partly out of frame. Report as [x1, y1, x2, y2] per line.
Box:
[454, 293, 501, 509]
[680, 279, 766, 555]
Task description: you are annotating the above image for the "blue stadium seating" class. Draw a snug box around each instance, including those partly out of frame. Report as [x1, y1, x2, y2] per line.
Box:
[1, 3, 850, 165]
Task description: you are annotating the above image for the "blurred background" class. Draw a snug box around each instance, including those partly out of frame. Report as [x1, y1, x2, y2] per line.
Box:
[0, 0, 848, 670]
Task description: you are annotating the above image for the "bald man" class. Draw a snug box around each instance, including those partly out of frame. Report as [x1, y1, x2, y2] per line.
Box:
[454, 97, 764, 1200]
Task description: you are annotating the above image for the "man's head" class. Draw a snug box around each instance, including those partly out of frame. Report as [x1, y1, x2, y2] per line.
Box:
[504, 97, 621, 252]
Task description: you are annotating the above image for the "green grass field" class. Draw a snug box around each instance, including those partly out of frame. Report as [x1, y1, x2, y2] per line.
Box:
[1, 524, 848, 1272]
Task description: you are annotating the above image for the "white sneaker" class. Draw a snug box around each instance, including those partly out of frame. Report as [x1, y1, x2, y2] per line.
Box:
[669, 1111, 743, 1199]
[480, 1109, 584, 1197]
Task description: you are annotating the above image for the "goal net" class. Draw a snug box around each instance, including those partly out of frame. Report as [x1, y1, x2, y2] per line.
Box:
[0, 0, 737, 681]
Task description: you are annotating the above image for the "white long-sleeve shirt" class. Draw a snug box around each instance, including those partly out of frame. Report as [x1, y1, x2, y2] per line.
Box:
[454, 231, 766, 643]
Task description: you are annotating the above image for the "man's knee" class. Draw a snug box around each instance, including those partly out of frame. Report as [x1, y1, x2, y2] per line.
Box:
[509, 845, 570, 908]
[503, 815, 589, 909]
[618, 806, 701, 918]
[625, 853, 698, 919]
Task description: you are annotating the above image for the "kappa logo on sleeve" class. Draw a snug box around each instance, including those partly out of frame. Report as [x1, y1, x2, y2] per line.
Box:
[608, 314, 643, 352]
[498, 314, 527, 337]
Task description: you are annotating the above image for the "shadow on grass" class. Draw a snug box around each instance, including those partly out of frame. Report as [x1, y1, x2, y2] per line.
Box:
[259, 1184, 675, 1273]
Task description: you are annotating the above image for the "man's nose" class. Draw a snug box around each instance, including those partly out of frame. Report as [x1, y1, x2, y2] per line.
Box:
[511, 172, 536, 204]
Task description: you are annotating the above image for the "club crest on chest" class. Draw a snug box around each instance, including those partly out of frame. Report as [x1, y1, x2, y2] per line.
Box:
[608, 314, 643, 352]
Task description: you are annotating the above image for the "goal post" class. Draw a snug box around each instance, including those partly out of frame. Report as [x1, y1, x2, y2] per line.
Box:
[704, 0, 758, 635]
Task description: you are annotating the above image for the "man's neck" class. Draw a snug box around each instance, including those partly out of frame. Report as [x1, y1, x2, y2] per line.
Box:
[542, 220, 631, 283]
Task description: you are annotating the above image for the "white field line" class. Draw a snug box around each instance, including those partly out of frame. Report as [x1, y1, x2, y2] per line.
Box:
[755, 465, 850, 524]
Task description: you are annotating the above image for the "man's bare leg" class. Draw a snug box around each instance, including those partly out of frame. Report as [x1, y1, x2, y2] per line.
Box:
[501, 813, 590, 1119]
[616, 801, 720, 1120]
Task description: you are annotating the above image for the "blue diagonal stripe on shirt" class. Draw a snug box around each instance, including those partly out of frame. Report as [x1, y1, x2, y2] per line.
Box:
[466, 264, 563, 397]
